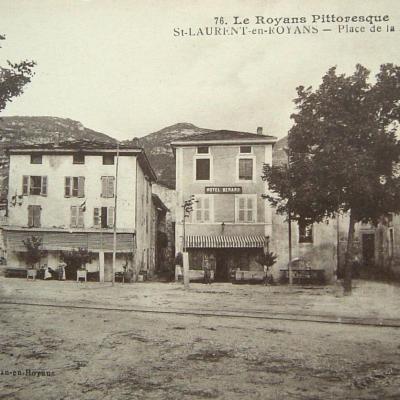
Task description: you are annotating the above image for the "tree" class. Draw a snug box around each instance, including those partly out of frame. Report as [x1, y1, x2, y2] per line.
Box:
[60, 248, 94, 280]
[263, 64, 400, 295]
[22, 236, 45, 269]
[0, 34, 35, 113]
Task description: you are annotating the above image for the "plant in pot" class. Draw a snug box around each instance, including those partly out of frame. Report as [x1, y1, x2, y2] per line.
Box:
[22, 236, 45, 278]
[262, 251, 278, 285]
[60, 248, 94, 280]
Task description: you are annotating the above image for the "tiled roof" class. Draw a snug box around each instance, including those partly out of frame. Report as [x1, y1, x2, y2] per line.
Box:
[172, 130, 276, 143]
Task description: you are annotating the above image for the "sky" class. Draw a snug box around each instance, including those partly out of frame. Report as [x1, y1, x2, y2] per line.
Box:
[0, 0, 399, 141]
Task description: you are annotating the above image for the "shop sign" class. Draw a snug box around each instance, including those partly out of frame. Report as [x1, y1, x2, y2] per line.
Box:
[205, 186, 242, 194]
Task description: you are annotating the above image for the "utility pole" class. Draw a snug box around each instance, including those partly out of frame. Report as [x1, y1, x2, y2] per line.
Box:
[285, 147, 293, 285]
[112, 142, 120, 286]
[181, 195, 197, 289]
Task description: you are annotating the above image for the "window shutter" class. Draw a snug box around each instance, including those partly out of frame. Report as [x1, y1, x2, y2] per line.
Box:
[65, 177, 71, 197]
[204, 198, 210, 221]
[28, 205, 33, 227]
[93, 208, 100, 227]
[108, 177, 114, 198]
[108, 206, 115, 227]
[41, 176, 48, 196]
[71, 206, 77, 227]
[101, 177, 106, 197]
[22, 176, 29, 195]
[78, 177, 85, 198]
[33, 206, 41, 227]
[77, 207, 84, 228]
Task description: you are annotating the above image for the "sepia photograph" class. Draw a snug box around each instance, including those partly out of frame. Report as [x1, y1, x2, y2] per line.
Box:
[0, 0, 399, 399]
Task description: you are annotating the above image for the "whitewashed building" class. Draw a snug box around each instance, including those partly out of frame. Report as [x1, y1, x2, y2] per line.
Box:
[3, 143, 157, 281]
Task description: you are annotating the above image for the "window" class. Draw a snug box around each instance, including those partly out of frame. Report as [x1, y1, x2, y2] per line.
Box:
[238, 158, 253, 180]
[194, 196, 212, 223]
[299, 221, 313, 243]
[22, 176, 47, 196]
[235, 195, 256, 223]
[30, 154, 42, 164]
[93, 206, 114, 228]
[101, 176, 115, 198]
[197, 146, 209, 154]
[65, 177, 85, 197]
[28, 205, 41, 227]
[240, 146, 252, 153]
[102, 154, 114, 165]
[73, 153, 85, 164]
[70, 206, 85, 228]
[195, 158, 210, 180]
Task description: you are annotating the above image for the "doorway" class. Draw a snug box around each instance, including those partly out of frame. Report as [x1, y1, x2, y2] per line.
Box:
[215, 250, 230, 282]
[362, 234, 375, 267]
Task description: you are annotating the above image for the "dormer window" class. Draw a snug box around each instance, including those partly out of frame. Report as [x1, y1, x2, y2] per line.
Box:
[197, 146, 209, 154]
[30, 154, 42, 164]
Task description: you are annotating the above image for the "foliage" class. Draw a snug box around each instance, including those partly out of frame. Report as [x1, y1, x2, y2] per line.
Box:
[263, 63, 400, 294]
[0, 34, 36, 113]
[22, 236, 45, 268]
[262, 251, 278, 268]
[60, 248, 94, 271]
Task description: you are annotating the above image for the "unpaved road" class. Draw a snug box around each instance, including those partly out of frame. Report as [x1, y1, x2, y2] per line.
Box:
[1, 301, 400, 400]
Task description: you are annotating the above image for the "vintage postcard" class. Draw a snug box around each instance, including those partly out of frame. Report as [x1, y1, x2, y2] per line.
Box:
[0, 1, 399, 399]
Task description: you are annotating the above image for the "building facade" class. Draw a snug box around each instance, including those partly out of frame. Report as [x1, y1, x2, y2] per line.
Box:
[3, 144, 156, 281]
[172, 129, 276, 281]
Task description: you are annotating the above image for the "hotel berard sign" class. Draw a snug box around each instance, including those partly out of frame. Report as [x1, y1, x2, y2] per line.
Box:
[205, 186, 242, 194]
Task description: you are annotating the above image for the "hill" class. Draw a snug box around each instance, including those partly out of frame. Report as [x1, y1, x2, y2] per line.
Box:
[0, 116, 116, 201]
[127, 122, 213, 188]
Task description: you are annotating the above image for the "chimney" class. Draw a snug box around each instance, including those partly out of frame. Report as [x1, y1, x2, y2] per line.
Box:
[257, 126, 263, 135]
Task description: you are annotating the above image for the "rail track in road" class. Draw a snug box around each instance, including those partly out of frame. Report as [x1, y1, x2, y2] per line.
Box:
[1, 300, 399, 329]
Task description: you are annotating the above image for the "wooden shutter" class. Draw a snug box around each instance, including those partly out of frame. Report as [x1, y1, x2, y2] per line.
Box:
[108, 177, 114, 198]
[65, 177, 71, 197]
[196, 197, 202, 222]
[101, 177, 107, 197]
[28, 205, 34, 227]
[41, 176, 48, 196]
[203, 197, 210, 221]
[247, 197, 254, 222]
[93, 208, 100, 227]
[108, 206, 115, 227]
[77, 207, 84, 228]
[71, 206, 78, 227]
[22, 176, 29, 195]
[78, 177, 85, 198]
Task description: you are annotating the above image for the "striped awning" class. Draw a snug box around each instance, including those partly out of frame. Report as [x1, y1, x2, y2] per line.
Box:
[185, 235, 266, 249]
[4, 230, 135, 252]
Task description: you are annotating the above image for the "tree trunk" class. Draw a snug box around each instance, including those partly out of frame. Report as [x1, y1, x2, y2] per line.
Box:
[343, 210, 356, 295]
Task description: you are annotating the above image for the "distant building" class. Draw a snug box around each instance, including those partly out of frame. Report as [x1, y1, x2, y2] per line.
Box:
[3, 143, 156, 281]
[171, 128, 276, 281]
[152, 183, 176, 275]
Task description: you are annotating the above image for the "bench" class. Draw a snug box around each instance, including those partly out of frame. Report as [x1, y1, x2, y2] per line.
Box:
[234, 270, 265, 283]
[280, 269, 325, 284]
[5, 268, 28, 278]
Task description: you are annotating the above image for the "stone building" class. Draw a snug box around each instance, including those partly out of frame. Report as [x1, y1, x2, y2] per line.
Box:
[3, 143, 157, 281]
[171, 128, 276, 281]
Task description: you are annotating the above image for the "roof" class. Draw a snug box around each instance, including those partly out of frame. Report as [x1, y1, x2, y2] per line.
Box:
[152, 194, 169, 213]
[7, 142, 158, 182]
[171, 130, 277, 147]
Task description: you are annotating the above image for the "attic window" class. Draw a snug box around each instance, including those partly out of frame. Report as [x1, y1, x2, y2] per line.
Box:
[240, 146, 252, 153]
[197, 146, 209, 154]
[73, 153, 85, 164]
[102, 154, 115, 165]
[30, 154, 42, 164]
